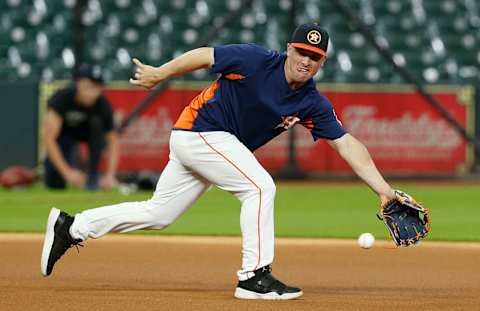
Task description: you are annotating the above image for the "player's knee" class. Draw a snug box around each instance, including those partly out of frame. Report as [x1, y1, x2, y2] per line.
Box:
[257, 177, 276, 198]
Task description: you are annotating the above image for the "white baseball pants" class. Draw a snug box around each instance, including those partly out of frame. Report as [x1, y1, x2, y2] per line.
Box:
[69, 130, 275, 280]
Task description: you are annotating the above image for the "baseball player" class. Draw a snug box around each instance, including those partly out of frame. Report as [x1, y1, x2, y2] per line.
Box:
[41, 23, 395, 300]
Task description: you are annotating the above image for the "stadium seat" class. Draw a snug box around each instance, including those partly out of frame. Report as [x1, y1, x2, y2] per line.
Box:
[0, 0, 478, 84]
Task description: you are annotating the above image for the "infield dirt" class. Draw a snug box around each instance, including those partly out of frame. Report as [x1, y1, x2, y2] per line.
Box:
[1, 234, 479, 311]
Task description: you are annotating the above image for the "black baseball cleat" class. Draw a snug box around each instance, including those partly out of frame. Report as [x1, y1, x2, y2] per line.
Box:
[234, 265, 303, 300]
[41, 208, 83, 276]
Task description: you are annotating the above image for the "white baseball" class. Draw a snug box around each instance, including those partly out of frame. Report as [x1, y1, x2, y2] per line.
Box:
[357, 233, 375, 249]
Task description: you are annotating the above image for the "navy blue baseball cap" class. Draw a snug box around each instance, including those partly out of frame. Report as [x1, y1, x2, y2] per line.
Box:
[74, 64, 104, 84]
[289, 23, 329, 57]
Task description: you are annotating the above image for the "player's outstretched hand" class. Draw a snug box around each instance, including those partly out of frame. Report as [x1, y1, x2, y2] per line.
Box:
[129, 58, 161, 89]
[378, 190, 430, 247]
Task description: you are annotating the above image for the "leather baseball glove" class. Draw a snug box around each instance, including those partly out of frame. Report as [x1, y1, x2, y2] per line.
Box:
[378, 190, 431, 247]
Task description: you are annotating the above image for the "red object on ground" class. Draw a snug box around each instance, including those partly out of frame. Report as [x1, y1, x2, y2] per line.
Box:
[0, 166, 36, 189]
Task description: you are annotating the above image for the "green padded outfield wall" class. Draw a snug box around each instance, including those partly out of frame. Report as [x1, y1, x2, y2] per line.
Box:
[0, 82, 39, 170]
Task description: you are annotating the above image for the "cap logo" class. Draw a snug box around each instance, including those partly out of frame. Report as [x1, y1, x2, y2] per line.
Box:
[306, 30, 321, 45]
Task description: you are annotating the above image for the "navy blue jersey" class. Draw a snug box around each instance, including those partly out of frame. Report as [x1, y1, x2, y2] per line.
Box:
[174, 44, 346, 151]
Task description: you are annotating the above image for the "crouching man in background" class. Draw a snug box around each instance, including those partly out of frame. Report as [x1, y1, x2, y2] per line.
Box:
[43, 64, 119, 191]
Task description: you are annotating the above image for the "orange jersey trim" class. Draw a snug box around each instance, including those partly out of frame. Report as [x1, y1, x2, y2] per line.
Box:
[174, 81, 220, 130]
[301, 117, 314, 130]
[224, 73, 246, 80]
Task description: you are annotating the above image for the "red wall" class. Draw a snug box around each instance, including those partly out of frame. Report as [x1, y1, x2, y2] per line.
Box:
[103, 84, 471, 176]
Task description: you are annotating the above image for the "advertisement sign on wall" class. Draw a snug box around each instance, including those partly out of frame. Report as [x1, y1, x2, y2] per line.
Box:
[98, 83, 474, 176]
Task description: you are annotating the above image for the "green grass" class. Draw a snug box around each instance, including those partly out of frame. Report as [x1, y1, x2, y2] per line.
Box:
[0, 183, 479, 241]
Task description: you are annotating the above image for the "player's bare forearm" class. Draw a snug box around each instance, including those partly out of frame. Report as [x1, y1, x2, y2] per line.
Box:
[43, 110, 71, 177]
[130, 47, 214, 89]
[105, 131, 119, 177]
[160, 47, 214, 78]
[329, 134, 394, 204]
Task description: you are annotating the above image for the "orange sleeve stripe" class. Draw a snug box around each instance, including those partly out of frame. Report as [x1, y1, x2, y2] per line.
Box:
[174, 81, 220, 129]
[224, 73, 245, 80]
[300, 117, 314, 130]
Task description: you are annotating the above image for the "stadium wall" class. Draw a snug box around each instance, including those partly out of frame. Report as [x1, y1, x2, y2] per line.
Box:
[0, 82, 38, 170]
[7, 80, 476, 177]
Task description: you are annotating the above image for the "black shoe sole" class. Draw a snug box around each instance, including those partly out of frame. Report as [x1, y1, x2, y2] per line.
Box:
[40, 208, 61, 276]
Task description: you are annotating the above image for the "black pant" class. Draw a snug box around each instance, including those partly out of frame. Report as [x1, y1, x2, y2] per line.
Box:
[44, 117, 106, 189]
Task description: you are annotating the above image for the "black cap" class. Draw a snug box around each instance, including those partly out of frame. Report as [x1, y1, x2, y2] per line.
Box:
[74, 64, 104, 84]
[289, 23, 329, 57]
